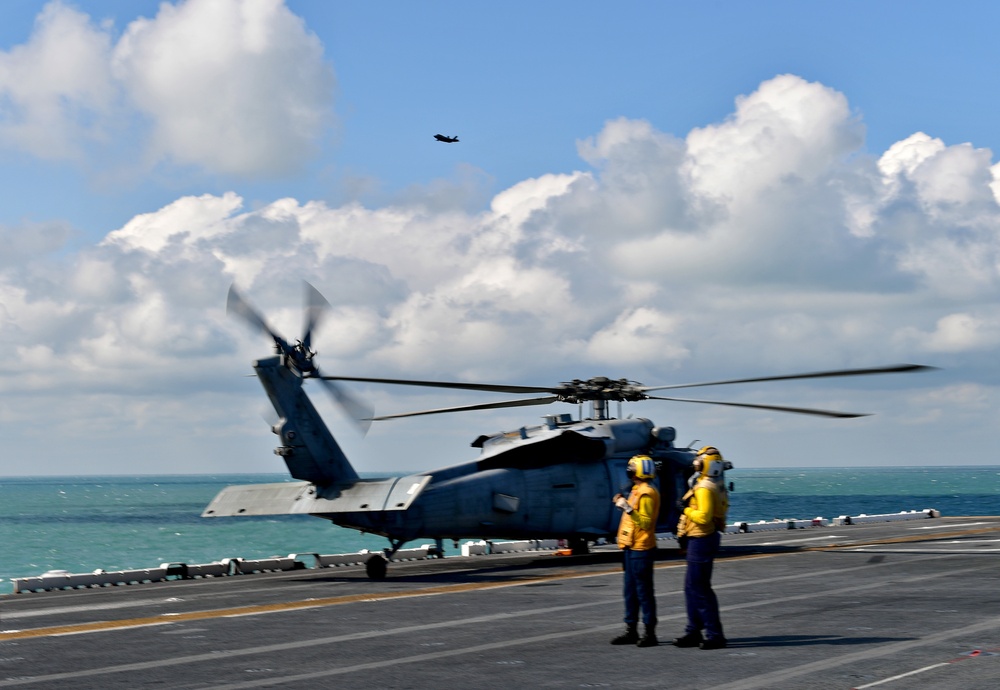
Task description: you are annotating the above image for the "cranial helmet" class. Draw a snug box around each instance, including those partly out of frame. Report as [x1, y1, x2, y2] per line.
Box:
[627, 455, 656, 481]
[696, 446, 726, 479]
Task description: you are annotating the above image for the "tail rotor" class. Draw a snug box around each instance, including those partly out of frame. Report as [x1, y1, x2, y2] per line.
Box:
[227, 281, 373, 434]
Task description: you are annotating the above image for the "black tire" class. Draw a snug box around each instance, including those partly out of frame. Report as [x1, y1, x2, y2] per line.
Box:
[365, 555, 388, 580]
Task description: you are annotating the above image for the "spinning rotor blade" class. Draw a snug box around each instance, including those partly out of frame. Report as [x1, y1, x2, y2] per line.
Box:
[321, 375, 554, 395]
[647, 395, 867, 418]
[302, 281, 330, 353]
[371, 395, 560, 421]
[317, 376, 374, 435]
[641, 363, 935, 393]
[227, 283, 373, 435]
[227, 284, 295, 357]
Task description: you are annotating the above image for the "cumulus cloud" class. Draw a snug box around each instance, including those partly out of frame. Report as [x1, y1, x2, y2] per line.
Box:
[875, 133, 1000, 299]
[585, 307, 690, 366]
[898, 312, 1000, 354]
[0, 2, 115, 159]
[685, 74, 862, 203]
[112, 0, 333, 175]
[555, 76, 892, 295]
[0, 0, 332, 176]
[4, 71, 1000, 472]
[10, 73, 1000, 389]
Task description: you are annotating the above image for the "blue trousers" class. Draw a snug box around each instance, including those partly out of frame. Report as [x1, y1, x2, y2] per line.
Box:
[684, 531, 724, 639]
[622, 548, 657, 629]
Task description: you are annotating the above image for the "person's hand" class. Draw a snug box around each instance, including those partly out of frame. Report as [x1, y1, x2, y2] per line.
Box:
[614, 496, 631, 513]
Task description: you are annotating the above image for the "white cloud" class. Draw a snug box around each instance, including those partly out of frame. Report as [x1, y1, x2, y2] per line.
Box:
[874, 134, 1000, 299]
[899, 312, 1000, 353]
[0, 0, 332, 176]
[878, 132, 946, 179]
[685, 74, 863, 203]
[4, 72, 1000, 473]
[103, 191, 245, 253]
[112, 0, 333, 175]
[0, 1, 115, 159]
[585, 307, 689, 366]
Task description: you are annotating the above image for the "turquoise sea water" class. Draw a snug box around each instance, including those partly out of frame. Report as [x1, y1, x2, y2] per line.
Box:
[2, 467, 999, 596]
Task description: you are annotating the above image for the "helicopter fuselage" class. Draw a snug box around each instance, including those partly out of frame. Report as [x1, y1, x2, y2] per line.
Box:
[203, 354, 695, 548]
[323, 428, 694, 544]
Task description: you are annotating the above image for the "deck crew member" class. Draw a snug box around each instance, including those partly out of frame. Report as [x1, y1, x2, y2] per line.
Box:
[673, 446, 729, 650]
[610, 454, 661, 647]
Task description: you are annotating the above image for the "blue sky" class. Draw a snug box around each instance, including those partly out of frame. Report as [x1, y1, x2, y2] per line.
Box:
[6, 2, 1000, 235]
[0, 1, 998, 475]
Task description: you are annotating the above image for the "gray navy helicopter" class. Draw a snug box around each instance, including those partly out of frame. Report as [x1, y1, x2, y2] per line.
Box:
[203, 282, 932, 579]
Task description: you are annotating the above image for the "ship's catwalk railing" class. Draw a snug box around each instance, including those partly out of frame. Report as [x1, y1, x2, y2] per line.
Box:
[10, 508, 939, 593]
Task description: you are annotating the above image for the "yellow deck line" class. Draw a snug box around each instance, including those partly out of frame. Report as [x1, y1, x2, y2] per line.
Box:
[4, 521, 996, 642]
[0, 563, 677, 641]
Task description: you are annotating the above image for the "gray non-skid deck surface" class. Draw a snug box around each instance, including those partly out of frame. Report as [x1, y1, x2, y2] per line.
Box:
[2, 516, 1000, 689]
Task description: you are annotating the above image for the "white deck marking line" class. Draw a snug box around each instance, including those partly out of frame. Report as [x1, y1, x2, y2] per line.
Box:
[852, 662, 950, 689]
[846, 548, 1000, 554]
[1, 597, 185, 621]
[912, 522, 986, 529]
[0, 555, 983, 688]
[207, 562, 1000, 690]
[711, 614, 1000, 690]
[0, 597, 635, 687]
[756, 535, 845, 545]
[0, 548, 952, 641]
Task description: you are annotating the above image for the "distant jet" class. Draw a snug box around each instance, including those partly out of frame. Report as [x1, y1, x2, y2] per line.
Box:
[434, 134, 459, 143]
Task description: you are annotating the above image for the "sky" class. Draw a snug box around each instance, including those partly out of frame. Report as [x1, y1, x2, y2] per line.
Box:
[1, 0, 999, 476]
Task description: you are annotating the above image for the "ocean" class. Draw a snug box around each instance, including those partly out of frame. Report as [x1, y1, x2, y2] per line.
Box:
[2, 467, 999, 596]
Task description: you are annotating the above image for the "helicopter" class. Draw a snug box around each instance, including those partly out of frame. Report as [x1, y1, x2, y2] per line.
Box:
[203, 282, 933, 579]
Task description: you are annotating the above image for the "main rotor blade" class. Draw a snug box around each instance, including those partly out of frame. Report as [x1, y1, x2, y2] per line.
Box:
[317, 376, 374, 435]
[302, 281, 330, 353]
[227, 285, 290, 352]
[372, 395, 560, 421]
[647, 395, 868, 418]
[642, 364, 936, 393]
[321, 375, 554, 395]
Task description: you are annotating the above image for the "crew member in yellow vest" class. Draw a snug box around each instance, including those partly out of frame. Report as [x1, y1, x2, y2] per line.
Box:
[610, 455, 661, 647]
[672, 446, 729, 650]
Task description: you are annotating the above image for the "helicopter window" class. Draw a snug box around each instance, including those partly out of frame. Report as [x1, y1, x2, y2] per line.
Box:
[493, 493, 520, 513]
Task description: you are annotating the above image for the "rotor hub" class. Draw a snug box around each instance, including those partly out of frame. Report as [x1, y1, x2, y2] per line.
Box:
[555, 377, 647, 404]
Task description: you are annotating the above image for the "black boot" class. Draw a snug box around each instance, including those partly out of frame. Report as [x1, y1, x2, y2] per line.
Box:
[699, 636, 727, 650]
[610, 625, 639, 645]
[671, 631, 703, 647]
[637, 626, 658, 647]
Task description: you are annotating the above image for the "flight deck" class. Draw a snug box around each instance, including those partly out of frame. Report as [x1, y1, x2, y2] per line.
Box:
[2, 515, 1000, 689]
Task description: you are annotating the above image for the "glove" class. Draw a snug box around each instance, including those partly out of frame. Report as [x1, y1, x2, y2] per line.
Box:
[676, 499, 688, 512]
[614, 496, 632, 513]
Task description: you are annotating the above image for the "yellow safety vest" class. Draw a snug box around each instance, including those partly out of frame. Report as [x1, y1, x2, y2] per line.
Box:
[616, 482, 660, 550]
[677, 478, 728, 538]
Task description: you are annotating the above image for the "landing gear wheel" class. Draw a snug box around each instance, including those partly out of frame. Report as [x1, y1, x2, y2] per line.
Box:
[568, 537, 590, 555]
[365, 554, 388, 580]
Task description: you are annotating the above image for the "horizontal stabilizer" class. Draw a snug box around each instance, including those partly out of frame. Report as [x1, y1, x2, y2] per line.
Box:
[202, 476, 431, 517]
